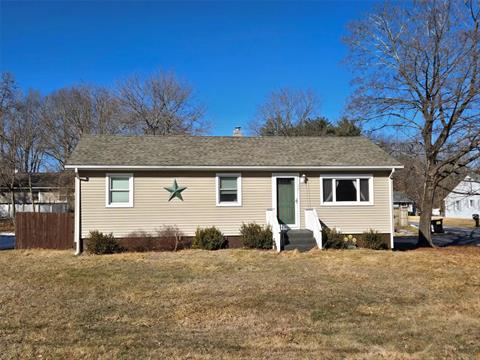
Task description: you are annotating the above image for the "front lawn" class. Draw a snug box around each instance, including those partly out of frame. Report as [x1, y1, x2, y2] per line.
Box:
[1, 248, 479, 359]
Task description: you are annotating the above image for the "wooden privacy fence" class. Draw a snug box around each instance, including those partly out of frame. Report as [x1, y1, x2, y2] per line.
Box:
[15, 213, 74, 249]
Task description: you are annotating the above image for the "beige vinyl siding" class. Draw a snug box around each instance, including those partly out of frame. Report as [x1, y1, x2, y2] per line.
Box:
[299, 171, 391, 234]
[79, 170, 392, 238]
[80, 171, 271, 238]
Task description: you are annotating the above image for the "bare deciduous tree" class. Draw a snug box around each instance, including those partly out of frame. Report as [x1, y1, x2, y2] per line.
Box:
[252, 89, 362, 136]
[251, 88, 319, 136]
[0, 73, 22, 218]
[118, 71, 207, 135]
[345, 0, 480, 246]
[42, 85, 122, 167]
[16, 90, 47, 211]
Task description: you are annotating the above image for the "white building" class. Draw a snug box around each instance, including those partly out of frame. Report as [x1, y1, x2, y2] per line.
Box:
[444, 174, 480, 218]
[0, 172, 71, 218]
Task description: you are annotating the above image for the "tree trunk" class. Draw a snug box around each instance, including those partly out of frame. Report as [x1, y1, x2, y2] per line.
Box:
[28, 173, 36, 213]
[9, 188, 16, 225]
[418, 178, 435, 247]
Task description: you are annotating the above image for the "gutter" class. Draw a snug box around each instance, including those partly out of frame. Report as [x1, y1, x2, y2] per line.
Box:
[389, 168, 396, 250]
[65, 164, 404, 171]
[74, 168, 81, 255]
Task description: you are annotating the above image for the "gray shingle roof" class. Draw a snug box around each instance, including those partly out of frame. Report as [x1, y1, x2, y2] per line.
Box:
[66, 135, 402, 168]
[393, 191, 414, 203]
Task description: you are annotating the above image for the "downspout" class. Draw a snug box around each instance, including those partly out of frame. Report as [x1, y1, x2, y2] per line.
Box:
[74, 168, 81, 255]
[388, 168, 395, 249]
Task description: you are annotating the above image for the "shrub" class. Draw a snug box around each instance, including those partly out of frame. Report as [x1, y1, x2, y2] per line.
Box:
[192, 226, 226, 250]
[240, 223, 273, 249]
[360, 229, 387, 250]
[86, 230, 123, 254]
[157, 225, 184, 251]
[125, 230, 156, 252]
[323, 228, 348, 249]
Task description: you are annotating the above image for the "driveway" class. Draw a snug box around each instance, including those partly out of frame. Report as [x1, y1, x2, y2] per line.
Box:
[394, 224, 480, 250]
[0, 234, 15, 250]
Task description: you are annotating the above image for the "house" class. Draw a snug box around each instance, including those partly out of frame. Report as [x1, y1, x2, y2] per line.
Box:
[393, 191, 416, 215]
[0, 172, 71, 218]
[444, 174, 480, 218]
[65, 134, 403, 254]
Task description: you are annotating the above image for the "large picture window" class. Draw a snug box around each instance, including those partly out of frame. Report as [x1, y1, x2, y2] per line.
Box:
[216, 173, 242, 206]
[321, 175, 373, 205]
[106, 173, 133, 207]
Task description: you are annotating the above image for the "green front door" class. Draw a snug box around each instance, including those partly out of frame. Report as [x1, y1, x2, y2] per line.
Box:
[277, 178, 296, 225]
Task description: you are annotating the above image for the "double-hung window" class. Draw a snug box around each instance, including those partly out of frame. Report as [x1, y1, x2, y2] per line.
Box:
[321, 175, 373, 205]
[106, 173, 133, 207]
[455, 200, 461, 211]
[216, 173, 242, 206]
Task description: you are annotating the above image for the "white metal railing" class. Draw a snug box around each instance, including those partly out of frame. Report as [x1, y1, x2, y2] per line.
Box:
[266, 208, 282, 252]
[305, 208, 322, 249]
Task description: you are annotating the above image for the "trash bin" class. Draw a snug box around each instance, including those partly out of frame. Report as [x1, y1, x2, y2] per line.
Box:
[431, 219, 444, 233]
[473, 214, 479, 227]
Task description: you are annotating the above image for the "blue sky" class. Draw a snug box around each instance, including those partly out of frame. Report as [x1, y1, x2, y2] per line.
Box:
[1, 1, 377, 135]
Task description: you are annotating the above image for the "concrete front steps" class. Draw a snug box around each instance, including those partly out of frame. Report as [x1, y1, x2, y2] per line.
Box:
[284, 229, 317, 252]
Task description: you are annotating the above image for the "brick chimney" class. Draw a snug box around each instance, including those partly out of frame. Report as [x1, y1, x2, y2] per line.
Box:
[233, 126, 243, 137]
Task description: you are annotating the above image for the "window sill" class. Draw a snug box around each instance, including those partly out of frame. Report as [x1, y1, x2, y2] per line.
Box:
[216, 202, 242, 207]
[320, 202, 374, 206]
[106, 203, 134, 208]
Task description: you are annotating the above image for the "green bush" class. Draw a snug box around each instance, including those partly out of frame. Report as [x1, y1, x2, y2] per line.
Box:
[240, 223, 273, 249]
[192, 226, 226, 250]
[86, 230, 124, 255]
[323, 228, 349, 249]
[360, 229, 387, 250]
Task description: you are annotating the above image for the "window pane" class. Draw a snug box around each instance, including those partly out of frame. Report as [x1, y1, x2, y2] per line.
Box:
[336, 179, 357, 201]
[111, 177, 129, 190]
[323, 179, 333, 202]
[220, 191, 237, 202]
[360, 179, 369, 201]
[111, 190, 129, 203]
[220, 177, 237, 190]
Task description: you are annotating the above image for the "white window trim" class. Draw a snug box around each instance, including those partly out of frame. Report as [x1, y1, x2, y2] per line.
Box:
[271, 173, 300, 229]
[216, 173, 242, 207]
[105, 173, 134, 208]
[320, 174, 374, 206]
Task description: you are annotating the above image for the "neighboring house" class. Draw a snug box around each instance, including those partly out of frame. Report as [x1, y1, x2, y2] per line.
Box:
[393, 191, 416, 215]
[0, 173, 71, 218]
[65, 134, 403, 254]
[444, 174, 480, 218]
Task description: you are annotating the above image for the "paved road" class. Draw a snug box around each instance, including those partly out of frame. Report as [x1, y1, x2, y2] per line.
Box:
[0, 235, 15, 250]
[394, 225, 480, 250]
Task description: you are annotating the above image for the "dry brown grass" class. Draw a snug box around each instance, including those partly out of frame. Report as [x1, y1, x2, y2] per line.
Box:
[409, 215, 478, 228]
[1, 248, 480, 359]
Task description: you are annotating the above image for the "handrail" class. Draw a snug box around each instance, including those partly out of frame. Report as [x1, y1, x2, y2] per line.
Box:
[266, 208, 282, 252]
[305, 208, 322, 249]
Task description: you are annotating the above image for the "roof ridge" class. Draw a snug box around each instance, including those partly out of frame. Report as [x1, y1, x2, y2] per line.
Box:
[81, 134, 367, 140]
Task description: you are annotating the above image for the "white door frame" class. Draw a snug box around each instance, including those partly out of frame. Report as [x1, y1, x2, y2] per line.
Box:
[271, 173, 300, 229]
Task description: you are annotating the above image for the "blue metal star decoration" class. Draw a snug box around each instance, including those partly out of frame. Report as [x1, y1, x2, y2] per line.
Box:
[164, 179, 187, 201]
